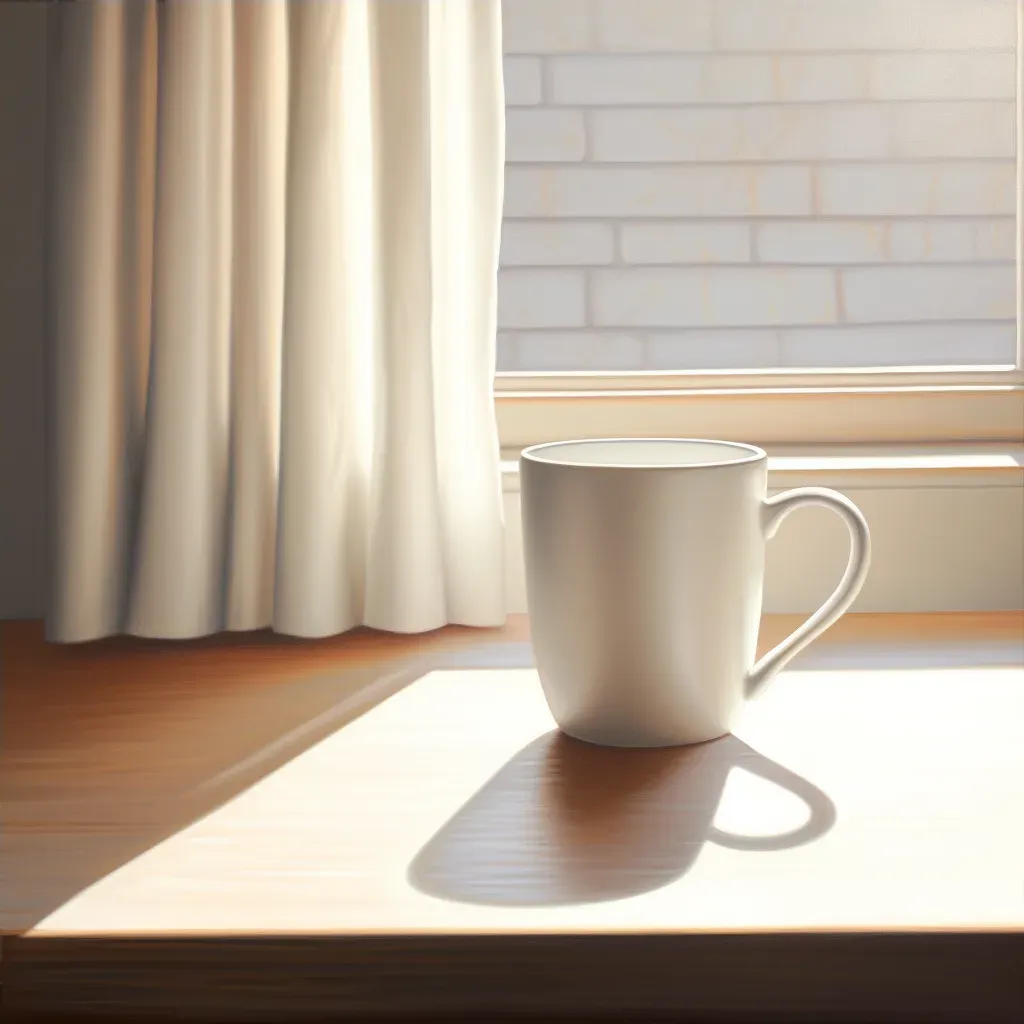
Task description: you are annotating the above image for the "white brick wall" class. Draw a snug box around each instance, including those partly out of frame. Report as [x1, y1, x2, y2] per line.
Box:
[757, 222, 887, 264]
[589, 104, 1014, 162]
[841, 265, 1017, 323]
[591, 267, 838, 328]
[548, 52, 1017, 105]
[502, 57, 542, 106]
[500, 222, 614, 266]
[888, 219, 1016, 262]
[505, 110, 586, 161]
[497, 270, 586, 329]
[517, 332, 645, 370]
[501, 0, 592, 53]
[621, 223, 751, 265]
[711, 0, 1015, 52]
[591, 0, 715, 52]
[504, 166, 812, 217]
[499, 0, 1017, 371]
[818, 163, 1016, 216]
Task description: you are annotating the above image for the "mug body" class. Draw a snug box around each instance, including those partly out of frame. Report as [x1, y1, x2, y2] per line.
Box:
[520, 438, 768, 748]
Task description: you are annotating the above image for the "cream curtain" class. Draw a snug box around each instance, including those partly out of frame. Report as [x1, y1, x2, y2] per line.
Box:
[47, 0, 506, 642]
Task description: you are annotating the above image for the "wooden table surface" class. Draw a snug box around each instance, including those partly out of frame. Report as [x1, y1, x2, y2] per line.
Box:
[2, 613, 1023, 1021]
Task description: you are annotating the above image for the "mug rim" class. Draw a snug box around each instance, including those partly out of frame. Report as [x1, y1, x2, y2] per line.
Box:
[520, 437, 767, 470]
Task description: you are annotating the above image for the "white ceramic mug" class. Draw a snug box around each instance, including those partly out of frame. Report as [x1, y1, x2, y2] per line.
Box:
[520, 438, 871, 748]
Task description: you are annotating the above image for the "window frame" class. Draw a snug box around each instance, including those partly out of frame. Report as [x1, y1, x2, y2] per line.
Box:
[493, 5, 1024, 455]
[495, 365, 1024, 452]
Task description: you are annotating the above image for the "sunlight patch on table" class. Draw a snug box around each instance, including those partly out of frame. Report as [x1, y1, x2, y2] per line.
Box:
[28, 665, 1024, 936]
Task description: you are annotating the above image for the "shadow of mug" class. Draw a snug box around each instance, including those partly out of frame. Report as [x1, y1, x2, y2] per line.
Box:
[409, 731, 835, 907]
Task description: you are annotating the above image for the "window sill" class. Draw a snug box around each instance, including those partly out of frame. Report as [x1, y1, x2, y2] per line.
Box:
[495, 381, 1024, 449]
[500, 443, 1024, 614]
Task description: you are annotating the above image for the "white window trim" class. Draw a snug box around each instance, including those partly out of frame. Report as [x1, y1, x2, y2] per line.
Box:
[493, 6, 1024, 615]
[496, 371, 1024, 452]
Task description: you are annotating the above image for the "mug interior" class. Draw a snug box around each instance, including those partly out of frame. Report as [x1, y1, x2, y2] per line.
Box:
[522, 438, 765, 469]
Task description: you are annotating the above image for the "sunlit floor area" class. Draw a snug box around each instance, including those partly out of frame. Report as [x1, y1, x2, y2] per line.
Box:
[2, 613, 1022, 1018]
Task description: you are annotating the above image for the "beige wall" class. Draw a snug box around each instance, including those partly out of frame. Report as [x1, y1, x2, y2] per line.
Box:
[0, 4, 48, 619]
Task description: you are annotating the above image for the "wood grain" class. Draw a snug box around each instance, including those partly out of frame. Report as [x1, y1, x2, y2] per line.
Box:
[1, 613, 1022, 1020]
[1, 619, 499, 936]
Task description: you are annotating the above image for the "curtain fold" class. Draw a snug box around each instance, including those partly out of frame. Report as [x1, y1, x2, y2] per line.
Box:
[47, 0, 506, 642]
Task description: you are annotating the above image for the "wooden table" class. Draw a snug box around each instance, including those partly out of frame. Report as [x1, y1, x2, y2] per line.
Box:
[2, 614, 1023, 1021]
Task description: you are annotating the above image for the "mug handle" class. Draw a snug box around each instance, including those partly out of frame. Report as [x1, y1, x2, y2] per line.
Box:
[745, 487, 871, 701]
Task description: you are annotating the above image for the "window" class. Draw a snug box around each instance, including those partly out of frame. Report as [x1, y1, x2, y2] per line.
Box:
[494, 0, 1023, 454]
[494, 1, 1023, 616]
[498, 0, 1017, 373]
